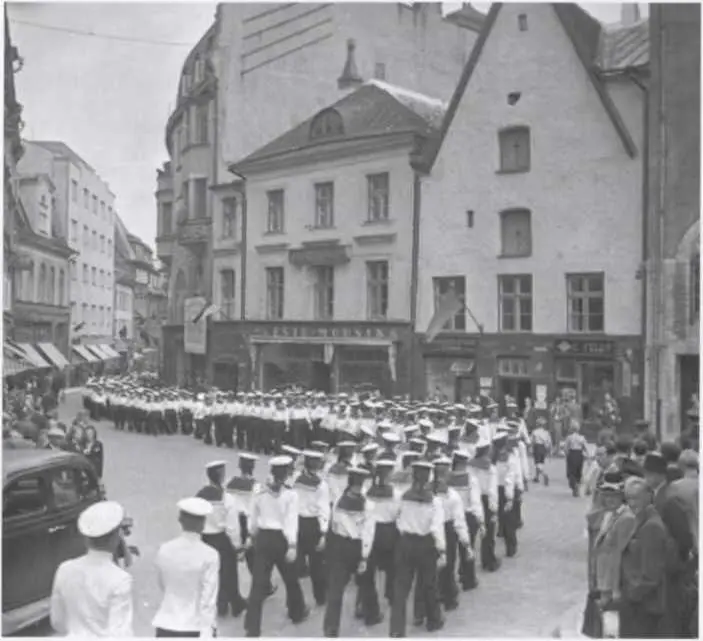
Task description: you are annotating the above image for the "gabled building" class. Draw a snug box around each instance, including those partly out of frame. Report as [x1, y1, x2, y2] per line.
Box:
[413, 3, 648, 424]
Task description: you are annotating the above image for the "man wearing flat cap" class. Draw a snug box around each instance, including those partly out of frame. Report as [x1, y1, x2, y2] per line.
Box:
[50, 501, 134, 637]
[153, 498, 219, 637]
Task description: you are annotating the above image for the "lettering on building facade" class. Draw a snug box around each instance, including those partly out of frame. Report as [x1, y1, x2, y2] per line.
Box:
[554, 339, 615, 357]
[253, 323, 399, 341]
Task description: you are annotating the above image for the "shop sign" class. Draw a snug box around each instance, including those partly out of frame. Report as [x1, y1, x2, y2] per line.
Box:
[450, 360, 475, 374]
[554, 339, 615, 357]
[254, 323, 398, 341]
[184, 297, 207, 355]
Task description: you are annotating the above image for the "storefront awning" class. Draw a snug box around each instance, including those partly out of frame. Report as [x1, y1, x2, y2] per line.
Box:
[37, 343, 70, 369]
[5, 341, 31, 362]
[17, 343, 53, 369]
[3, 343, 33, 377]
[84, 345, 110, 361]
[101, 344, 121, 359]
[72, 345, 100, 363]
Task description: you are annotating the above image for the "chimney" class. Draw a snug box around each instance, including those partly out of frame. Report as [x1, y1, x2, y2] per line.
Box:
[620, 3, 641, 26]
[337, 39, 363, 91]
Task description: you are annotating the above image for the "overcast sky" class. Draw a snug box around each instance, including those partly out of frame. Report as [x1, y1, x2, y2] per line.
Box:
[7, 2, 647, 247]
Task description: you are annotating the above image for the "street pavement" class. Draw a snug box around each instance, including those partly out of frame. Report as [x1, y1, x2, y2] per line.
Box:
[41, 392, 589, 637]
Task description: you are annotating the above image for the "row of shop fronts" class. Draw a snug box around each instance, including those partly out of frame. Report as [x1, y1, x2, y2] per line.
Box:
[161, 318, 644, 424]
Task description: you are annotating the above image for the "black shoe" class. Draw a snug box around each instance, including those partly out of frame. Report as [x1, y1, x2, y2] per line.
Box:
[426, 618, 445, 632]
[365, 613, 384, 626]
[444, 601, 459, 612]
[462, 580, 479, 591]
[290, 607, 310, 624]
[231, 600, 247, 617]
[265, 584, 277, 598]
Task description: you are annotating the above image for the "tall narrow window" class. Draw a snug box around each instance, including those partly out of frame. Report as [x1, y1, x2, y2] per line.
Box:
[433, 276, 466, 331]
[499, 274, 533, 332]
[82, 264, 88, 285]
[196, 103, 209, 144]
[266, 267, 285, 320]
[312, 266, 334, 320]
[690, 253, 700, 325]
[91, 267, 97, 286]
[71, 180, 78, 202]
[266, 189, 284, 233]
[70, 262, 77, 282]
[193, 178, 208, 218]
[221, 198, 237, 239]
[498, 126, 531, 172]
[367, 173, 390, 222]
[83, 225, 89, 249]
[500, 209, 532, 257]
[70, 219, 78, 245]
[220, 269, 236, 319]
[49, 267, 56, 304]
[162, 203, 173, 235]
[27, 262, 35, 302]
[374, 62, 386, 80]
[567, 274, 604, 332]
[83, 188, 89, 209]
[38, 263, 47, 303]
[92, 194, 98, 213]
[367, 261, 389, 320]
[314, 182, 335, 228]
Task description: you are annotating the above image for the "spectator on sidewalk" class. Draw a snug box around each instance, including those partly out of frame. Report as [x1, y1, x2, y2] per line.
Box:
[564, 423, 589, 497]
[84, 425, 105, 479]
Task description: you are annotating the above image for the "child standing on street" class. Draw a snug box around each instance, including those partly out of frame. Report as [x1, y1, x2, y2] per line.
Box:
[531, 418, 552, 486]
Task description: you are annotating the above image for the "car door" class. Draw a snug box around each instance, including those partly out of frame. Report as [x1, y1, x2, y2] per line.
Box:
[46, 463, 102, 569]
[2, 472, 55, 612]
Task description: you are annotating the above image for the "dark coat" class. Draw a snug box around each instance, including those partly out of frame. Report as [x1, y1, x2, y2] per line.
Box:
[654, 483, 695, 565]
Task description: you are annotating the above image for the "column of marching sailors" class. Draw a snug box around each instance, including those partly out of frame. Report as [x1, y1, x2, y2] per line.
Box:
[76, 377, 533, 638]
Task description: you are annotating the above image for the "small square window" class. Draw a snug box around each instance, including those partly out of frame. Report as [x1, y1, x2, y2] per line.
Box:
[518, 14, 528, 31]
[466, 210, 474, 228]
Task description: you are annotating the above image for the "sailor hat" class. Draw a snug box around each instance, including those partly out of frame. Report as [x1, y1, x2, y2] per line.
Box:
[310, 441, 329, 452]
[239, 453, 259, 463]
[77, 501, 124, 538]
[347, 466, 370, 479]
[374, 459, 396, 471]
[270, 455, 293, 469]
[433, 456, 453, 467]
[48, 426, 65, 438]
[426, 431, 447, 445]
[337, 441, 357, 449]
[418, 418, 434, 429]
[361, 443, 379, 454]
[381, 431, 401, 444]
[178, 497, 213, 518]
[281, 445, 302, 457]
[302, 449, 325, 460]
[206, 460, 227, 470]
[411, 460, 434, 471]
[452, 450, 471, 461]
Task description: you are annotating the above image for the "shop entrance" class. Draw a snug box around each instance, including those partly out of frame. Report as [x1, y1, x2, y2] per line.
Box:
[455, 376, 477, 403]
[499, 378, 532, 412]
[311, 361, 332, 393]
[680, 354, 699, 431]
[213, 362, 239, 391]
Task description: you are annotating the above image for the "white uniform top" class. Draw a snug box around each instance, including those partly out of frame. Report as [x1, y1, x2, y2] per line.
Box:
[201, 490, 242, 548]
[473, 464, 499, 513]
[152, 532, 219, 636]
[437, 487, 471, 546]
[396, 491, 446, 554]
[517, 440, 530, 479]
[250, 486, 299, 548]
[50, 549, 133, 637]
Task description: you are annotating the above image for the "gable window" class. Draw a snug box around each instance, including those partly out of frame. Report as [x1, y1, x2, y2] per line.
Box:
[500, 209, 532, 257]
[433, 276, 466, 331]
[367, 173, 390, 222]
[221, 198, 237, 239]
[266, 189, 284, 233]
[566, 273, 604, 333]
[690, 253, 700, 325]
[220, 269, 235, 319]
[309, 109, 344, 140]
[312, 265, 334, 320]
[499, 274, 533, 332]
[314, 182, 334, 228]
[499, 126, 530, 173]
[367, 260, 389, 320]
[266, 267, 285, 320]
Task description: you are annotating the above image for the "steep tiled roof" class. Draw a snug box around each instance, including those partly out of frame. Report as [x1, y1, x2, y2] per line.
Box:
[233, 81, 447, 168]
[597, 20, 650, 72]
[29, 141, 95, 173]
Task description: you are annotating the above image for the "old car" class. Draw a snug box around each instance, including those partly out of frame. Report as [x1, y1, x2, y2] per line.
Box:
[2, 448, 104, 635]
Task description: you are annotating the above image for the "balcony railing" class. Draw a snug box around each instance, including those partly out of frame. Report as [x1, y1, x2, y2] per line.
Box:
[178, 218, 211, 246]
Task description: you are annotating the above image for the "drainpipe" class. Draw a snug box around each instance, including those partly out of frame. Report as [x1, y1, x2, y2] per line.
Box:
[230, 169, 247, 321]
[409, 169, 422, 400]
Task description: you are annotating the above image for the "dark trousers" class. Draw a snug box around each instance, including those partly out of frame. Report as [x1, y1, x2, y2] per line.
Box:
[181, 411, 194, 435]
[439, 522, 460, 608]
[619, 601, 664, 638]
[214, 416, 234, 447]
[458, 512, 480, 589]
[358, 522, 398, 623]
[480, 495, 499, 571]
[323, 532, 364, 637]
[155, 629, 200, 637]
[239, 514, 274, 595]
[566, 449, 585, 490]
[515, 487, 523, 527]
[390, 533, 441, 637]
[201, 532, 245, 615]
[287, 419, 308, 450]
[244, 529, 306, 637]
[164, 410, 178, 435]
[498, 486, 518, 557]
[270, 421, 284, 455]
[234, 417, 246, 450]
[113, 407, 125, 430]
[296, 516, 326, 605]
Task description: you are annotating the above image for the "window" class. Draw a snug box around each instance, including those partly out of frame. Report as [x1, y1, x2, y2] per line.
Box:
[82, 302, 88, 323]
[518, 13, 528, 31]
[58, 269, 65, 305]
[690, 253, 700, 325]
[220, 269, 236, 319]
[367, 173, 389, 222]
[374, 62, 386, 80]
[108, 239, 113, 256]
[266, 267, 284, 320]
[100, 269, 104, 288]
[99, 235, 105, 253]
[49, 267, 56, 304]
[100, 201, 105, 219]
[500, 209, 532, 257]
[38, 205, 49, 235]
[70, 262, 77, 282]
[38, 263, 47, 303]
[91, 304, 96, 327]
[314, 182, 334, 228]
[309, 109, 344, 140]
[499, 126, 530, 172]
[92, 194, 98, 213]
[499, 274, 533, 332]
[92, 230, 97, 251]
[497, 357, 530, 377]
[108, 206, 113, 224]
[3, 475, 49, 519]
[193, 178, 207, 218]
[312, 266, 334, 320]
[71, 180, 78, 202]
[70, 219, 78, 244]
[83, 225, 89, 249]
[82, 264, 88, 284]
[161, 203, 173, 235]
[466, 210, 474, 228]
[221, 198, 237, 239]
[266, 189, 284, 233]
[567, 273, 604, 333]
[433, 276, 466, 331]
[195, 103, 209, 144]
[83, 188, 89, 208]
[91, 267, 97, 286]
[26, 262, 35, 302]
[367, 261, 389, 320]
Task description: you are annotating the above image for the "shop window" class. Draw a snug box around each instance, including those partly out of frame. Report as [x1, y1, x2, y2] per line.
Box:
[366, 260, 389, 320]
[367, 173, 389, 222]
[500, 209, 531, 257]
[497, 357, 530, 377]
[314, 182, 334, 229]
[567, 273, 604, 333]
[690, 253, 700, 325]
[312, 265, 334, 320]
[498, 126, 530, 173]
[498, 274, 532, 332]
[220, 269, 236, 320]
[221, 198, 237, 239]
[266, 189, 284, 233]
[266, 267, 284, 320]
[433, 276, 466, 331]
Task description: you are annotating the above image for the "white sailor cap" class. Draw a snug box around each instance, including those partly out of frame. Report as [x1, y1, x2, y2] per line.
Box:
[378, 419, 393, 429]
[48, 426, 65, 437]
[347, 466, 370, 479]
[302, 449, 325, 460]
[433, 456, 453, 467]
[206, 460, 227, 470]
[453, 450, 471, 461]
[475, 437, 491, 450]
[381, 431, 401, 444]
[426, 431, 447, 445]
[403, 425, 420, 435]
[239, 453, 259, 463]
[453, 404, 467, 411]
[77, 501, 124, 538]
[419, 418, 434, 429]
[492, 430, 509, 442]
[197, 393, 205, 401]
[281, 445, 302, 457]
[361, 443, 379, 454]
[337, 440, 357, 449]
[177, 497, 213, 518]
[375, 459, 396, 470]
[411, 460, 434, 471]
[270, 455, 293, 468]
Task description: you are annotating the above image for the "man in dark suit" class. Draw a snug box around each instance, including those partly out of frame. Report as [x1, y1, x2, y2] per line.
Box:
[644, 452, 695, 637]
[619, 476, 668, 638]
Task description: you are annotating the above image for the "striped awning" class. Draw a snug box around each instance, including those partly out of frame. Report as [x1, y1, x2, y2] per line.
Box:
[3, 344, 33, 377]
[85, 345, 109, 361]
[101, 344, 121, 359]
[17, 343, 53, 369]
[37, 343, 70, 369]
[72, 345, 100, 363]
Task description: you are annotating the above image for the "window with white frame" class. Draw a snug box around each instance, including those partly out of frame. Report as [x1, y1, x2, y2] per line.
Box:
[266, 189, 284, 233]
[366, 261, 389, 320]
[220, 269, 235, 319]
[433, 276, 466, 331]
[567, 273, 604, 332]
[314, 182, 334, 228]
[367, 173, 389, 222]
[500, 209, 532, 257]
[221, 198, 237, 239]
[266, 267, 284, 320]
[312, 265, 334, 320]
[499, 126, 531, 173]
[499, 274, 533, 331]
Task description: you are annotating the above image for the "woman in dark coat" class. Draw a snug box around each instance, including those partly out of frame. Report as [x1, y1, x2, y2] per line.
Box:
[83, 424, 104, 478]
